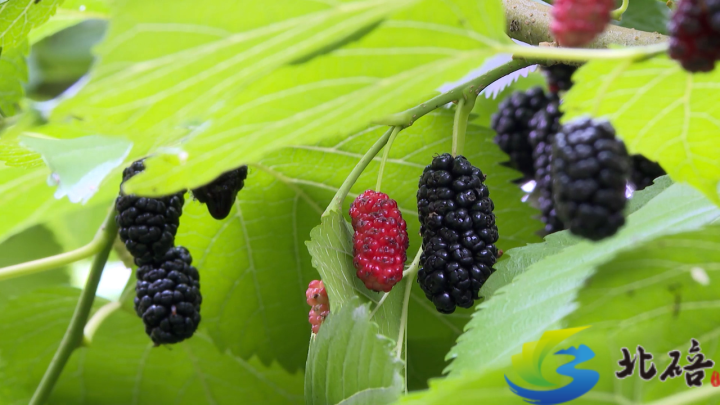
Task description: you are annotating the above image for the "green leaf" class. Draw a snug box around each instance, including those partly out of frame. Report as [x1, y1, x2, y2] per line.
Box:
[626, 174, 673, 214]
[54, 306, 305, 404]
[0, 40, 28, 117]
[617, 0, 669, 34]
[46, 0, 508, 196]
[0, 0, 63, 48]
[305, 207, 408, 341]
[446, 182, 720, 376]
[0, 287, 106, 404]
[563, 55, 720, 205]
[0, 225, 69, 305]
[0, 287, 305, 404]
[28, 0, 109, 43]
[20, 134, 132, 203]
[305, 298, 403, 405]
[402, 224, 720, 404]
[174, 178, 323, 372]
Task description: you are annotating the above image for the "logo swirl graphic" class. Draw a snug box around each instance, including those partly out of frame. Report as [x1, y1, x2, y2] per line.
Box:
[505, 327, 599, 405]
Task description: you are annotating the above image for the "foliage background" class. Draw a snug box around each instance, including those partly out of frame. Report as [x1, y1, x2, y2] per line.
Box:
[0, 0, 719, 404]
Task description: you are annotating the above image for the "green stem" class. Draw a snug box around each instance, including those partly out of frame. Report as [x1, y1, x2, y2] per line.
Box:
[500, 42, 668, 63]
[379, 58, 539, 128]
[395, 248, 422, 359]
[324, 127, 394, 215]
[0, 217, 115, 282]
[611, 0, 630, 20]
[451, 89, 477, 157]
[375, 126, 401, 192]
[82, 301, 121, 346]
[30, 208, 118, 405]
[395, 248, 422, 394]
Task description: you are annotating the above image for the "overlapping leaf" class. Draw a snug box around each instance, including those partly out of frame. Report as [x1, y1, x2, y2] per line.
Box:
[28, 0, 109, 43]
[563, 55, 720, 205]
[402, 224, 720, 405]
[305, 298, 403, 405]
[446, 182, 720, 375]
[0, 40, 27, 116]
[0, 286, 304, 405]
[44, 0, 508, 196]
[0, 0, 63, 48]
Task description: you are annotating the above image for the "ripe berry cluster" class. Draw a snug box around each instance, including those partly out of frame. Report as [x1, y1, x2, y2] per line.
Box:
[491, 87, 551, 178]
[349, 190, 409, 292]
[529, 95, 565, 234]
[630, 155, 666, 191]
[191, 166, 248, 220]
[552, 118, 630, 241]
[306, 280, 329, 334]
[669, 0, 720, 72]
[542, 64, 578, 94]
[417, 154, 498, 313]
[116, 160, 201, 345]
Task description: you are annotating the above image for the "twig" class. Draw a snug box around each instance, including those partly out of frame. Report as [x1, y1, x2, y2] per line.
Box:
[30, 207, 118, 405]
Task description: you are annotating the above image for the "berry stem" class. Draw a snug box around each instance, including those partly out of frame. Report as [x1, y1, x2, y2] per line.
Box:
[379, 58, 539, 128]
[500, 42, 668, 63]
[82, 301, 121, 346]
[0, 205, 116, 281]
[324, 127, 394, 216]
[451, 89, 477, 157]
[30, 207, 118, 405]
[375, 126, 402, 193]
[395, 248, 422, 359]
[395, 248, 422, 393]
[611, 0, 630, 20]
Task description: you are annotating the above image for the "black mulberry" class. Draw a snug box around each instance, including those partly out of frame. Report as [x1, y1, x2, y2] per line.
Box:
[542, 64, 578, 93]
[134, 247, 202, 344]
[668, 0, 720, 73]
[491, 87, 550, 178]
[115, 160, 185, 266]
[416, 154, 498, 313]
[529, 95, 565, 234]
[552, 118, 630, 241]
[630, 155, 666, 191]
[192, 166, 248, 220]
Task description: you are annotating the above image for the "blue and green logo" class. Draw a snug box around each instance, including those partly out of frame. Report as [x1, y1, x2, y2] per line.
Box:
[505, 326, 599, 405]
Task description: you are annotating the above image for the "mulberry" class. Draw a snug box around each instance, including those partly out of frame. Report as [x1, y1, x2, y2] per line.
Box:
[192, 165, 248, 220]
[115, 160, 185, 266]
[349, 190, 409, 292]
[630, 155, 666, 191]
[668, 0, 720, 72]
[491, 87, 550, 178]
[306, 280, 329, 334]
[416, 154, 498, 313]
[552, 118, 630, 241]
[542, 64, 578, 93]
[529, 95, 565, 234]
[551, 0, 615, 47]
[134, 247, 202, 344]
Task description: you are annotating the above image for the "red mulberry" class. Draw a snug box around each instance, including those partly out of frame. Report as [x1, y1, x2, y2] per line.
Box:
[349, 190, 409, 292]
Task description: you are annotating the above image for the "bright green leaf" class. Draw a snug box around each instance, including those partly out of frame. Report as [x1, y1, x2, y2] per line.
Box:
[446, 182, 720, 375]
[28, 0, 109, 43]
[46, 0, 509, 196]
[0, 0, 63, 48]
[403, 224, 720, 404]
[305, 298, 403, 405]
[20, 134, 132, 203]
[0, 40, 28, 116]
[563, 55, 720, 205]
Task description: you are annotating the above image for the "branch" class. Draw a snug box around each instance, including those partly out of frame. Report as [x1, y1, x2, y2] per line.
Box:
[503, 0, 668, 48]
[379, 57, 539, 127]
[30, 208, 118, 405]
[0, 208, 117, 282]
